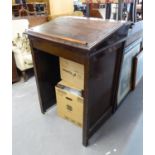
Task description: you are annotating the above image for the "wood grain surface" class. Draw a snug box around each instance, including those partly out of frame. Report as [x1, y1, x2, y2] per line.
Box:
[27, 16, 126, 49]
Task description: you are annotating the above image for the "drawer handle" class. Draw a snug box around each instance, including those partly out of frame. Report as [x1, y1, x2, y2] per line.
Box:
[65, 97, 72, 101]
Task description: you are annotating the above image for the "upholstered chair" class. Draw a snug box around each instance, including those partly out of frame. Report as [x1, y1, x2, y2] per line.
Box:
[12, 19, 33, 81]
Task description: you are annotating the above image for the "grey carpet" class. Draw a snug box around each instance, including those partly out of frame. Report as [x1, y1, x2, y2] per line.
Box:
[13, 77, 143, 155]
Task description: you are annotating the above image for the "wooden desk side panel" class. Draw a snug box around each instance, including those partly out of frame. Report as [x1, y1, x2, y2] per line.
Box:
[85, 51, 117, 141]
[82, 47, 122, 146]
[31, 47, 61, 113]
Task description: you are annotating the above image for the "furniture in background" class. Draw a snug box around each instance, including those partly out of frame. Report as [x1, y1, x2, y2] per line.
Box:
[27, 16, 132, 146]
[132, 51, 143, 89]
[12, 15, 48, 81]
[82, 0, 143, 22]
[136, 0, 143, 21]
[19, 6, 29, 16]
[74, 1, 87, 16]
[26, 3, 36, 15]
[35, 2, 48, 15]
[115, 21, 143, 108]
[12, 4, 22, 17]
[12, 19, 33, 81]
[27, 0, 50, 15]
[83, 1, 119, 20]
[89, 8, 107, 18]
[12, 53, 20, 83]
[12, 1, 48, 17]
[117, 39, 142, 105]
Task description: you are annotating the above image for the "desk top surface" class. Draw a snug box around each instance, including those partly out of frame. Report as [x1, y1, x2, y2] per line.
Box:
[27, 16, 126, 50]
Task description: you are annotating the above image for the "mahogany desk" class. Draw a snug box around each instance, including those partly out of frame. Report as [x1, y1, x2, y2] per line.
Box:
[27, 16, 131, 146]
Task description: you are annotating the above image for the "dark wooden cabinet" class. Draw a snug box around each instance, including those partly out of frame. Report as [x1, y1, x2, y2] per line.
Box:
[12, 53, 19, 83]
[27, 16, 136, 146]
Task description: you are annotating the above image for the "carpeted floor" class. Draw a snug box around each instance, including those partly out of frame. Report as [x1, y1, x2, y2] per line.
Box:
[12, 76, 143, 155]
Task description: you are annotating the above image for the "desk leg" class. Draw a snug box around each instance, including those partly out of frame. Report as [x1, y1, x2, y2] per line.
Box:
[31, 48, 61, 113]
[83, 59, 90, 146]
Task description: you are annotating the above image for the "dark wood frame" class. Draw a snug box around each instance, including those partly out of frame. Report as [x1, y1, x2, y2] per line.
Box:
[132, 51, 143, 89]
[12, 53, 20, 83]
[116, 39, 141, 105]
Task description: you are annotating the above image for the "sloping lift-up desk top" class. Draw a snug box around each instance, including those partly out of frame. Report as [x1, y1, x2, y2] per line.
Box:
[27, 16, 130, 146]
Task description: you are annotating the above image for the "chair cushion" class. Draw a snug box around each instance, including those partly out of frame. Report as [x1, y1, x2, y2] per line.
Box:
[24, 54, 33, 65]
